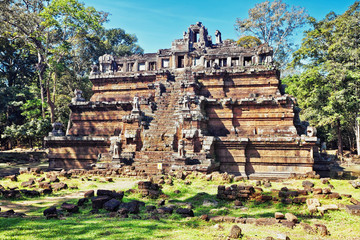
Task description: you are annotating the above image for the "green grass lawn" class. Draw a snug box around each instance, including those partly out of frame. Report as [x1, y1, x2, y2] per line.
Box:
[1, 172, 360, 239]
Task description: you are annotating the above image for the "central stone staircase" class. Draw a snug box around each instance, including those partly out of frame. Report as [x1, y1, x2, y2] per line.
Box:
[97, 71, 218, 175]
[141, 79, 183, 151]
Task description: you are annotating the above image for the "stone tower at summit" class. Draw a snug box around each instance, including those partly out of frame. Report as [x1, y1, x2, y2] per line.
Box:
[45, 22, 319, 178]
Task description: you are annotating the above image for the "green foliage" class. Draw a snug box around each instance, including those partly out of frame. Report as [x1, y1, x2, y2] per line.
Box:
[101, 28, 143, 56]
[1, 119, 51, 148]
[0, 85, 32, 148]
[285, 2, 360, 152]
[236, 36, 262, 48]
[0, 36, 37, 87]
[235, 0, 308, 68]
[21, 99, 44, 121]
[0, 0, 143, 149]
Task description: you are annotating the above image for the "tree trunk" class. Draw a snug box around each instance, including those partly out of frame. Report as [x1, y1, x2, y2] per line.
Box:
[337, 119, 343, 156]
[356, 114, 360, 156]
[52, 71, 56, 104]
[46, 85, 56, 123]
[46, 71, 56, 123]
[38, 73, 45, 119]
[37, 52, 46, 119]
[66, 110, 72, 136]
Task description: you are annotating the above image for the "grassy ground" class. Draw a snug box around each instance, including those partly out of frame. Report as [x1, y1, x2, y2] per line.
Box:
[1, 172, 360, 240]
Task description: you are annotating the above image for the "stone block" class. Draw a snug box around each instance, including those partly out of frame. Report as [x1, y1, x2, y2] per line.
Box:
[285, 213, 298, 223]
[229, 225, 242, 239]
[345, 205, 360, 215]
[275, 212, 285, 219]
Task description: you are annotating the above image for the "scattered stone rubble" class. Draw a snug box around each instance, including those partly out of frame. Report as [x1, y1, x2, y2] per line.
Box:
[217, 184, 255, 200]
[137, 181, 162, 198]
[2, 168, 359, 239]
[349, 180, 360, 189]
[0, 209, 26, 218]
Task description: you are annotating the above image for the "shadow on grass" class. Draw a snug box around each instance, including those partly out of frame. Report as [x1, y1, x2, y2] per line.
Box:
[0, 159, 49, 178]
[0, 192, 83, 215]
[0, 215, 182, 240]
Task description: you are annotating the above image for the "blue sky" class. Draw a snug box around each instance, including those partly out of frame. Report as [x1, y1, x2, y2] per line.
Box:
[83, 0, 357, 53]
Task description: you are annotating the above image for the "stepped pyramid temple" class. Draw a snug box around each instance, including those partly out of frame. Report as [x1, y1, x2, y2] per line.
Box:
[45, 22, 321, 178]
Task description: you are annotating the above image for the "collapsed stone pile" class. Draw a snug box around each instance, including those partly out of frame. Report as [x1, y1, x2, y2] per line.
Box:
[217, 185, 255, 200]
[0, 179, 68, 200]
[201, 211, 329, 237]
[42, 185, 194, 220]
[137, 181, 162, 198]
[349, 180, 360, 189]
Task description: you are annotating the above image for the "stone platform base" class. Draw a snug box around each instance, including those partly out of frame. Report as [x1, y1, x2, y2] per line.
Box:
[45, 136, 109, 170]
[45, 135, 326, 178]
[217, 136, 318, 178]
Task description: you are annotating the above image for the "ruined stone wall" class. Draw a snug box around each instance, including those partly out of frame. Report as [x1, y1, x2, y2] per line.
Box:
[217, 139, 314, 177]
[198, 70, 279, 99]
[90, 76, 156, 102]
[47, 137, 109, 169]
[206, 102, 296, 137]
[68, 103, 132, 136]
[69, 110, 127, 136]
[45, 22, 319, 177]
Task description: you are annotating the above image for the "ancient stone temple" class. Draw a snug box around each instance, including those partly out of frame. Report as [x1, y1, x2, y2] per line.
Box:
[45, 22, 319, 178]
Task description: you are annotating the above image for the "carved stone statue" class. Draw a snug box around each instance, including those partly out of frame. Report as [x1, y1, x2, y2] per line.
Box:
[178, 139, 185, 158]
[98, 54, 114, 73]
[212, 62, 219, 69]
[75, 89, 82, 99]
[132, 96, 140, 113]
[183, 95, 190, 110]
[113, 142, 120, 158]
[71, 89, 85, 104]
[306, 126, 317, 137]
[48, 122, 64, 136]
[90, 65, 98, 75]
[215, 30, 222, 44]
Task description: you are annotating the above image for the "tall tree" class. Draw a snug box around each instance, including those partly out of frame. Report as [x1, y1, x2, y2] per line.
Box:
[284, 2, 360, 156]
[235, 0, 308, 68]
[0, 0, 144, 149]
[0, 35, 37, 87]
[0, 0, 108, 122]
[70, 28, 143, 76]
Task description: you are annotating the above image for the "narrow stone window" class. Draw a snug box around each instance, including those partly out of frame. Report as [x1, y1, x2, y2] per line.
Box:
[231, 57, 239, 66]
[118, 64, 123, 72]
[206, 60, 211, 68]
[138, 62, 146, 71]
[178, 56, 184, 68]
[162, 59, 169, 68]
[149, 62, 156, 71]
[244, 57, 252, 66]
[259, 54, 266, 64]
[194, 32, 198, 42]
[127, 63, 134, 72]
[193, 57, 200, 66]
[220, 58, 227, 67]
